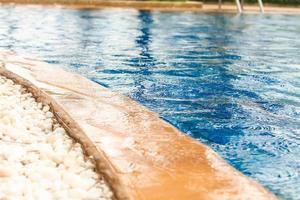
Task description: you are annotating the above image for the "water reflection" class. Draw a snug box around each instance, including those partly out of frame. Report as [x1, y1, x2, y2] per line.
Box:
[128, 11, 156, 102]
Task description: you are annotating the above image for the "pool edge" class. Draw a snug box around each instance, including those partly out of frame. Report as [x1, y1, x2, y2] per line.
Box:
[0, 51, 278, 200]
[1, 1, 300, 14]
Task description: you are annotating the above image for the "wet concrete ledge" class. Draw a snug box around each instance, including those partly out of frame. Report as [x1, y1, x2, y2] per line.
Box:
[0, 52, 277, 200]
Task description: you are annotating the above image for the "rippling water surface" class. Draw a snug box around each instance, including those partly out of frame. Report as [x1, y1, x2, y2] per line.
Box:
[1, 5, 300, 199]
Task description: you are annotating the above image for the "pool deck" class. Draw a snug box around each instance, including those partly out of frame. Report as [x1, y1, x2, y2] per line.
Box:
[1, 0, 300, 13]
[1, 0, 204, 11]
[0, 51, 277, 200]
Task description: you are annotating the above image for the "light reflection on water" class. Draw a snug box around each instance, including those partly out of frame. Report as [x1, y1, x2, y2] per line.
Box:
[1, 5, 300, 199]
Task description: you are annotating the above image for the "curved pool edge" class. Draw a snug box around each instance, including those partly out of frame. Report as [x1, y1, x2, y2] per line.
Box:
[1, 2, 300, 14]
[0, 51, 277, 200]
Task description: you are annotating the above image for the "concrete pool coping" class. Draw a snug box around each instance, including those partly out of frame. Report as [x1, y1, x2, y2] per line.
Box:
[0, 0, 204, 11]
[1, 0, 300, 13]
[0, 52, 277, 200]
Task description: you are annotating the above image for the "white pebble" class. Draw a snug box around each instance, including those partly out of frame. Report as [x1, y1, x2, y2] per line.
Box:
[0, 76, 112, 200]
[45, 111, 54, 118]
[54, 127, 65, 134]
[42, 105, 50, 112]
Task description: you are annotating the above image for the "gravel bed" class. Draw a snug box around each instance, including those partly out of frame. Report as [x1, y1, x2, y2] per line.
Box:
[0, 76, 113, 200]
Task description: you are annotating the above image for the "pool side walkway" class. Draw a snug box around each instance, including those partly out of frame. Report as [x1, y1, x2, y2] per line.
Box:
[0, 52, 277, 200]
[1, 0, 300, 13]
[0, 0, 204, 11]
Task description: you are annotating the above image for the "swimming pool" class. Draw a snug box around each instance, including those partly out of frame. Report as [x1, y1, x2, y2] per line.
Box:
[0, 5, 300, 199]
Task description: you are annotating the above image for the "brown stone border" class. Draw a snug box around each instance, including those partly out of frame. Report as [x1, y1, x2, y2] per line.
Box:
[0, 0, 203, 11]
[0, 52, 278, 200]
[1, 0, 300, 13]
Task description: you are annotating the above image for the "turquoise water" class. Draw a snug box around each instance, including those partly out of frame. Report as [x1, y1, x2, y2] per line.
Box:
[1, 5, 300, 199]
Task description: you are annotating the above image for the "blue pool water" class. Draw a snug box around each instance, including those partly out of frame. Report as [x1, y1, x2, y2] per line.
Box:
[1, 5, 300, 199]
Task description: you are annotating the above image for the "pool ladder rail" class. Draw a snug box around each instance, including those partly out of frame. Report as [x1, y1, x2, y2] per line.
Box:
[218, 0, 264, 13]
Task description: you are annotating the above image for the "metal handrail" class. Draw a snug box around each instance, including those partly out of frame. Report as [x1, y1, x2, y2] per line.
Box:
[236, 0, 242, 13]
[258, 0, 265, 13]
[218, 0, 264, 13]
